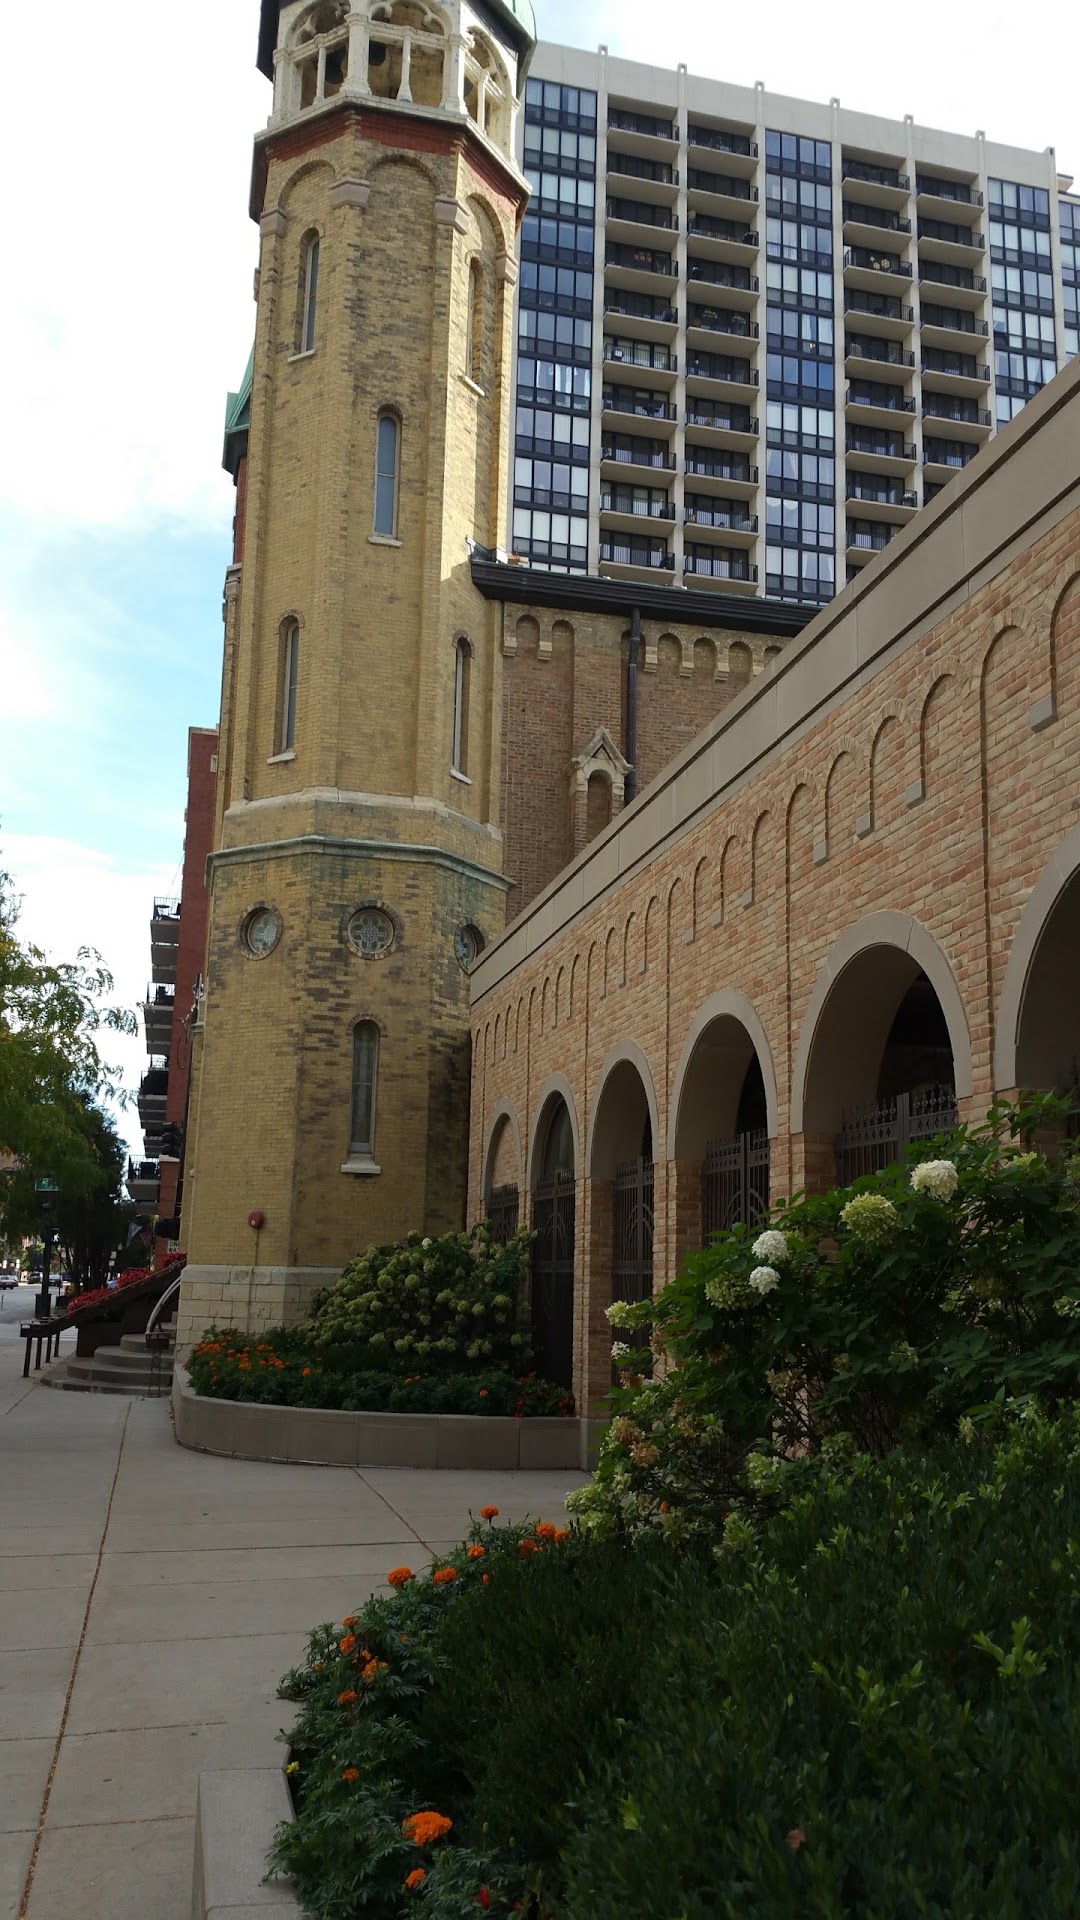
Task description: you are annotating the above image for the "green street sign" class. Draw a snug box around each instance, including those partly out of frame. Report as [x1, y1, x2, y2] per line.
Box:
[35, 1178, 60, 1193]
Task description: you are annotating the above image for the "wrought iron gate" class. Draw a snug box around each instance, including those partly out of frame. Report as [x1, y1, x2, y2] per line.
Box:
[487, 1184, 519, 1245]
[612, 1157, 654, 1354]
[531, 1171, 576, 1390]
[835, 1085, 957, 1184]
[701, 1129, 770, 1242]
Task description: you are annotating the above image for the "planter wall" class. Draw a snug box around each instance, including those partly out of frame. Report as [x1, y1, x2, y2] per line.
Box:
[173, 1370, 604, 1471]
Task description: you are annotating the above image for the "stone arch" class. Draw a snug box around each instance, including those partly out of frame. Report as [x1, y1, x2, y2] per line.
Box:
[657, 633, 681, 673]
[669, 990, 780, 1158]
[527, 1074, 581, 1190]
[622, 910, 637, 982]
[823, 743, 862, 857]
[368, 148, 441, 196]
[994, 822, 1080, 1092]
[727, 640, 753, 685]
[693, 636, 717, 679]
[750, 811, 773, 904]
[483, 1100, 523, 1200]
[916, 673, 956, 801]
[869, 712, 904, 832]
[791, 910, 973, 1135]
[1047, 565, 1080, 721]
[515, 613, 541, 654]
[603, 925, 619, 995]
[568, 953, 580, 1021]
[586, 1041, 661, 1181]
[717, 833, 742, 922]
[277, 158, 337, 212]
[643, 895, 659, 972]
[691, 858, 710, 940]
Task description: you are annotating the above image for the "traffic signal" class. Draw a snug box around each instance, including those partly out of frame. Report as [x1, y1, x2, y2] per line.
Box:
[159, 1123, 184, 1161]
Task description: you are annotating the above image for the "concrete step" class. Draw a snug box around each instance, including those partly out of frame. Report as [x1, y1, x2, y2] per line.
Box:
[119, 1331, 176, 1354]
[41, 1349, 174, 1395]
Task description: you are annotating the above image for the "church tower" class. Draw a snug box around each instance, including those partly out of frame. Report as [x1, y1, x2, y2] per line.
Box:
[178, 0, 534, 1345]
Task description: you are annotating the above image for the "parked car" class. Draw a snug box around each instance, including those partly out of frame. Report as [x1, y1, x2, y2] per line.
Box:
[0, 1273, 19, 1291]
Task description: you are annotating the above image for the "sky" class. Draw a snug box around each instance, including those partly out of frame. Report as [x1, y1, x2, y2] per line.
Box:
[0, 0, 1076, 1159]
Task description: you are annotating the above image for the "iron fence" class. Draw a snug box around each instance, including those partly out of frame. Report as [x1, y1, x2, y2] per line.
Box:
[487, 1184, 519, 1245]
[835, 1084, 957, 1184]
[701, 1130, 771, 1241]
[531, 1172, 576, 1390]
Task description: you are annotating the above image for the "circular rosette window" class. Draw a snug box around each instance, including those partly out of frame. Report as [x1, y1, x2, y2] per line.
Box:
[455, 922, 485, 971]
[347, 907, 396, 958]
[242, 907, 282, 958]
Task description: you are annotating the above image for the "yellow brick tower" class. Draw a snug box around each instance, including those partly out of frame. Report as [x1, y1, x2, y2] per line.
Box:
[177, 0, 534, 1346]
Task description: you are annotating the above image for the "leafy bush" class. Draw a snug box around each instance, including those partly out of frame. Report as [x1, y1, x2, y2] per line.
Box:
[187, 1332, 572, 1418]
[306, 1226, 534, 1373]
[274, 1412, 1080, 1918]
[574, 1099, 1080, 1543]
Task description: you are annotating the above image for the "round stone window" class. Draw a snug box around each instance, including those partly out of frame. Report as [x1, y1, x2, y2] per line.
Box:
[455, 922, 485, 971]
[348, 907, 396, 958]
[243, 907, 282, 958]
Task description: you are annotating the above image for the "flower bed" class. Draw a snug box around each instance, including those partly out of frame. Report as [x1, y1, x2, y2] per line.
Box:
[187, 1334, 573, 1420]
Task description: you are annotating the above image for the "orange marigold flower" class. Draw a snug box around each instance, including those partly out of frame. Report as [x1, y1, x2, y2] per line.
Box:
[482, 1573, 491, 1585]
[302, 1367, 311, 1377]
[535, 1521, 559, 1541]
[338, 1689, 358, 1705]
[387, 1567, 414, 1588]
[339, 1633, 358, 1655]
[341, 1767, 361, 1782]
[432, 1566, 458, 1586]
[405, 1869, 427, 1891]
[402, 1811, 453, 1846]
[467, 1544, 486, 1560]
[480, 1505, 499, 1520]
[519, 1538, 539, 1558]
[553, 1528, 569, 1544]
[342, 1615, 358, 1628]
[786, 1826, 806, 1851]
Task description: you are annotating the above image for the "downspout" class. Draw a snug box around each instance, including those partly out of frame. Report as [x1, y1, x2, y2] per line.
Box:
[625, 606, 641, 804]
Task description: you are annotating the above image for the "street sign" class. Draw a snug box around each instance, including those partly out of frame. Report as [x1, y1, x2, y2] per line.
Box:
[35, 1178, 60, 1193]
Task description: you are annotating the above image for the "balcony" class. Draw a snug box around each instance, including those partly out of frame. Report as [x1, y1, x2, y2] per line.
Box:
[684, 454, 759, 497]
[846, 519, 896, 566]
[920, 305, 990, 352]
[845, 477, 919, 523]
[685, 406, 758, 450]
[916, 176, 984, 224]
[686, 124, 758, 176]
[603, 337, 678, 388]
[686, 303, 759, 348]
[606, 196, 678, 247]
[600, 437, 676, 481]
[137, 1060, 169, 1132]
[684, 501, 759, 543]
[842, 290, 914, 340]
[127, 1158, 161, 1207]
[607, 107, 678, 161]
[842, 202, 912, 249]
[845, 430, 917, 474]
[142, 982, 175, 1054]
[841, 158, 911, 207]
[843, 246, 912, 293]
[917, 260, 988, 307]
[686, 168, 759, 223]
[844, 336, 915, 379]
[605, 154, 679, 207]
[599, 489, 676, 535]
[602, 293, 678, 345]
[686, 258, 759, 309]
[150, 897, 180, 986]
[923, 439, 980, 479]
[922, 397, 992, 441]
[920, 349, 991, 397]
[685, 350, 758, 401]
[917, 219, 986, 268]
[599, 537, 676, 582]
[605, 242, 677, 294]
[602, 386, 677, 432]
[846, 381, 916, 428]
[683, 548, 759, 591]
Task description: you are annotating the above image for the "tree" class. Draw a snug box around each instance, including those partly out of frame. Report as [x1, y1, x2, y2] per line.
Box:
[0, 856, 136, 1253]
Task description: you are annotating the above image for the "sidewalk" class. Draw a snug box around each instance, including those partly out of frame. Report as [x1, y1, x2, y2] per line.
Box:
[0, 1345, 586, 1919]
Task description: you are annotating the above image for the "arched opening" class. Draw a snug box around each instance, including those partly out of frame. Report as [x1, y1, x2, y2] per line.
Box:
[299, 234, 320, 354]
[672, 1009, 772, 1244]
[1014, 865, 1080, 1121]
[483, 1109, 521, 1244]
[452, 636, 471, 775]
[585, 769, 612, 843]
[531, 1094, 576, 1389]
[801, 945, 958, 1185]
[589, 1056, 657, 1365]
[374, 411, 400, 536]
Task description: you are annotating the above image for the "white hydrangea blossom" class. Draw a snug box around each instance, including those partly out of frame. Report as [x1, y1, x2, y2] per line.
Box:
[611, 1341, 632, 1363]
[751, 1229, 789, 1264]
[605, 1299, 635, 1326]
[748, 1266, 781, 1295]
[910, 1159, 958, 1201]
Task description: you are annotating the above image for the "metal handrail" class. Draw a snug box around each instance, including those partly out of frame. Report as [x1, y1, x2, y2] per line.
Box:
[145, 1274, 183, 1343]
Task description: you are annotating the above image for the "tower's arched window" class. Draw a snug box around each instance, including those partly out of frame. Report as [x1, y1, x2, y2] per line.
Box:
[452, 636, 472, 774]
[374, 412, 401, 536]
[350, 1021, 380, 1158]
[300, 235, 320, 353]
[281, 621, 301, 751]
[467, 260, 483, 384]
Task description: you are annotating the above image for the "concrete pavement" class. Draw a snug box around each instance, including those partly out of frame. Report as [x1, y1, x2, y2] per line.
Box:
[0, 1340, 587, 1919]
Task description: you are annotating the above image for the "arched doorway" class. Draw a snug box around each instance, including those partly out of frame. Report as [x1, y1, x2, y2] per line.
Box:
[1011, 864, 1080, 1124]
[483, 1105, 522, 1244]
[588, 1051, 660, 1372]
[796, 925, 965, 1184]
[530, 1092, 577, 1390]
[670, 994, 777, 1246]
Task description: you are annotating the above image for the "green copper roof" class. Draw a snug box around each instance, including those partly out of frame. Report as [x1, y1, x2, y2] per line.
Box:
[222, 346, 253, 480]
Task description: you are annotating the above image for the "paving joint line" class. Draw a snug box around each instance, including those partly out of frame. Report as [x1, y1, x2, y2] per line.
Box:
[18, 1401, 133, 1920]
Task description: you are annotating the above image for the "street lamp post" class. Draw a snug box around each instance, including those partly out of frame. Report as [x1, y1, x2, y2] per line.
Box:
[34, 1179, 59, 1321]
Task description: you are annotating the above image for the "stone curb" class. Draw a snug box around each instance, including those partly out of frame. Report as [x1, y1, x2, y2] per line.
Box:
[173, 1368, 604, 1470]
[193, 1766, 302, 1920]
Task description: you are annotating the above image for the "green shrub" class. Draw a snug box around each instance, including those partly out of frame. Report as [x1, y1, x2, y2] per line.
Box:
[575, 1098, 1080, 1543]
[187, 1332, 572, 1418]
[306, 1225, 534, 1373]
[274, 1413, 1080, 1918]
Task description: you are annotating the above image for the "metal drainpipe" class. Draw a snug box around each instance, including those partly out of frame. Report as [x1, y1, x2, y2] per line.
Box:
[625, 606, 642, 804]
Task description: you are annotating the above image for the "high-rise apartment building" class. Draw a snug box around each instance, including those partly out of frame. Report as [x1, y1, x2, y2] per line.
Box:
[512, 47, 1080, 604]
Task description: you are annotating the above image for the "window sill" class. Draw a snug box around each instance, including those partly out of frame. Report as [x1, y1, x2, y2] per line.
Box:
[459, 374, 486, 398]
[288, 347, 316, 363]
[341, 1155, 381, 1177]
[368, 533, 402, 548]
[449, 767, 472, 785]
[267, 749, 296, 764]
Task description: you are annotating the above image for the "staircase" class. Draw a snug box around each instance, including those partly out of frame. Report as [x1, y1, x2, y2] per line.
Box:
[42, 1326, 176, 1396]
